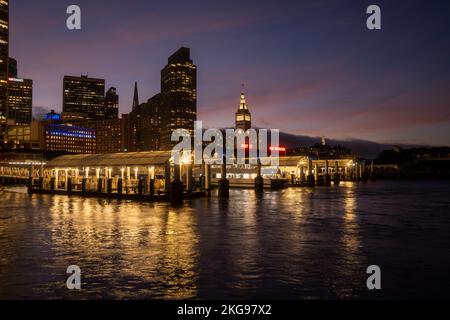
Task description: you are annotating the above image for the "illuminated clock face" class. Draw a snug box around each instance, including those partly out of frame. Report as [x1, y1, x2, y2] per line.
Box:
[244, 115, 251, 121]
[236, 115, 244, 121]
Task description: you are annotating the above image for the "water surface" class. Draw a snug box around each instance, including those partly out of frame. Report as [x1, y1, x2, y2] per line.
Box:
[0, 181, 449, 299]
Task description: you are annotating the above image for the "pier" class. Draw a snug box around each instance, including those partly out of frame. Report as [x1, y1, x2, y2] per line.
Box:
[0, 152, 371, 203]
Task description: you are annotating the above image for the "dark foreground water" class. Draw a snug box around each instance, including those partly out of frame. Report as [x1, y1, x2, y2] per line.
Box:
[0, 181, 449, 299]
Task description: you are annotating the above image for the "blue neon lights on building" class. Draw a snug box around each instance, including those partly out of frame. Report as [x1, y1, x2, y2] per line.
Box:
[46, 124, 96, 139]
[44, 111, 62, 121]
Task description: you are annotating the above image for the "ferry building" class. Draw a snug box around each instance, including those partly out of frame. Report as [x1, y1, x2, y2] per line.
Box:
[207, 89, 361, 188]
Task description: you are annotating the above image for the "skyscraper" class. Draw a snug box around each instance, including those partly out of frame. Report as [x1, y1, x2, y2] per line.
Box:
[80, 118, 124, 154]
[63, 75, 105, 119]
[0, 0, 8, 118]
[133, 93, 162, 151]
[8, 77, 33, 125]
[0, 0, 8, 134]
[8, 57, 16, 78]
[235, 90, 251, 131]
[132, 81, 139, 111]
[104, 87, 119, 119]
[159, 47, 197, 150]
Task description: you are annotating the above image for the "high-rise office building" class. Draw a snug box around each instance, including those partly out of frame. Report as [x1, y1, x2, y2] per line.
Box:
[63, 75, 105, 119]
[120, 113, 133, 152]
[159, 47, 197, 150]
[0, 0, 8, 148]
[8, 57, 16, 78]
[132, 81, 139, 111]
[8, 77, 33, 125]
[80, 118, 129, 154]
[105, 87, 119, 119]
[235, 90, 251, 131]
[132, 93, 162, 151]
[142, 93, 162, 151]
[0, 0, 8, 121]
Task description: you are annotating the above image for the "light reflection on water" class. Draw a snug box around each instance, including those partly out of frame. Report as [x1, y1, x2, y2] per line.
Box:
[0, 181, 449, 299]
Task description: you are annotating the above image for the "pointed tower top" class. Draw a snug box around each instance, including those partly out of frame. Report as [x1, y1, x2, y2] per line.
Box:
[235, 86, 252, 131]
[132, 82, 139, 110]
[239, 86, 248, 110]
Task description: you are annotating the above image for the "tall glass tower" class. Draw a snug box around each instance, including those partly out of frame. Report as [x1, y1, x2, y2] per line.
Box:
[63, 75, 105, 119]
[105, 87, 119, 119]
[159, 47, 197, 150]
[0, 0, 8, 120]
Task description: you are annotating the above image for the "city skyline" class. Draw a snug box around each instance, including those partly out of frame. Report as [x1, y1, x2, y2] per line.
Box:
[9, 0, 450, 146]
[1, 0, 450, 304]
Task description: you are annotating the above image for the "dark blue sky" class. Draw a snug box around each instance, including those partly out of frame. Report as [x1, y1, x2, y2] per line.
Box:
[9, 0, 450, 145]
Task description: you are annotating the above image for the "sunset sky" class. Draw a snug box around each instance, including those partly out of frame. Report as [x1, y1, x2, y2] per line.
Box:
[9, 0, 450, 145]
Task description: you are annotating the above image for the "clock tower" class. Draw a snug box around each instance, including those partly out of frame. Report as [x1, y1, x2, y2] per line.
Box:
[235, 89, 251, 131]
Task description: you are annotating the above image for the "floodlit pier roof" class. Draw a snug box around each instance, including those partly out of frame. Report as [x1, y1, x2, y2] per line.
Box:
[277, 156, 309, 167]
[46, 151, 173, 168]
[278, 157, 354, 167]
[44, 152, 353, 169]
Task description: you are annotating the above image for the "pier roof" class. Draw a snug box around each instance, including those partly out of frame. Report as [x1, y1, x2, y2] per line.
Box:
[278, 156, 309, 167]
[277, 157, 355, 167]
[46, 151, 172, 168]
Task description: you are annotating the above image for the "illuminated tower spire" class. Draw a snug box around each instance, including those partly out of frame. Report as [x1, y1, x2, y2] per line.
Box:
[239, 83, 248, 110]
[235, 84, 251, 131]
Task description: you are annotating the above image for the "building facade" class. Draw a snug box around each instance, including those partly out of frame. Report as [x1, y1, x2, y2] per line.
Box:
[120, 113, 133, 152]
[22, 109, 131, 155]
[159, 47, 197, 150]
[0, 0, 8, 146]
[0, 0, 8, 121]
[63, 75, 105, 120]
[81, 118, 125, 154]
[8, 57, 16, 78]
[43, 123, 96, 154]
[7, 77, 32, 125]
[132, 93, 162, 152]
[104, 87, 119, 119]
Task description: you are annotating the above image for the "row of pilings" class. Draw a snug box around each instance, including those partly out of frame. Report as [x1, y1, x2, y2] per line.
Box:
[207, 158, 373, 202]
[0, 176, 29, 185]
[16, 157, 373, 206]
[301, 159, 371, 187]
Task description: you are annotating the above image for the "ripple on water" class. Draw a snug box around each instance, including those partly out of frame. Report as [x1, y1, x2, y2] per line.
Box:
[0, 181, 449, 299]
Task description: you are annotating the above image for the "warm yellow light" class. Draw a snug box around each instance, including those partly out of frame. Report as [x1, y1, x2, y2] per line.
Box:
[181, 152, 191, 165]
